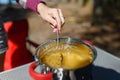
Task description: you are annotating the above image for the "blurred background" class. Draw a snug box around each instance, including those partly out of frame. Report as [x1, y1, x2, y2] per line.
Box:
[0, 0, 120, 58]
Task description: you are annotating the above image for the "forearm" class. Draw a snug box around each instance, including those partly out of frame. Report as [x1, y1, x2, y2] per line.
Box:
[16, 0, 45, 13]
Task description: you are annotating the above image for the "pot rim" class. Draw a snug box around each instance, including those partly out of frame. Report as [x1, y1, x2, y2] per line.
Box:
[35, 38, 97, 68]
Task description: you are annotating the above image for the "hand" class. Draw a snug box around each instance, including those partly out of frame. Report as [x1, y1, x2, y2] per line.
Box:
[37, 3, 65, 33]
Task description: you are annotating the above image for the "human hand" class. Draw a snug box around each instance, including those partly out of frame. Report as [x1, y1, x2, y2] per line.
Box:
[37, 3, 65, 33]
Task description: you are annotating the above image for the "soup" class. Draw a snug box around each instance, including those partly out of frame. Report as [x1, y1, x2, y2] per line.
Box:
[37, 42, 94, 70]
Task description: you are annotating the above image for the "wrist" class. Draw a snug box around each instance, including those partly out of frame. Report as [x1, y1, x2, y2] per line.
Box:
[37, 2, 47, 14]
[27, 0, 44, 13]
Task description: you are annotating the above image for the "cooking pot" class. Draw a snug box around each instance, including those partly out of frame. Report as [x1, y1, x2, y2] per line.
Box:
[29, 38, 97, 80]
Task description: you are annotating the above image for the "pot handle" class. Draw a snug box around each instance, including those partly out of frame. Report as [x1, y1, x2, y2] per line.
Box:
[29, 62, 53, 80]
[82, 40, 93, 46]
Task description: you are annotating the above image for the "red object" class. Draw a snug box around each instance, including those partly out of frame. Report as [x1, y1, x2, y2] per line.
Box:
[3, 19, 34, 71]
[82, 40, 93, 46]
[29, 62, 53, 80]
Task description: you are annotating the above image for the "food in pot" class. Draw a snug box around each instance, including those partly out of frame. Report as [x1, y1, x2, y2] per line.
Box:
[37, 42, 94, 70]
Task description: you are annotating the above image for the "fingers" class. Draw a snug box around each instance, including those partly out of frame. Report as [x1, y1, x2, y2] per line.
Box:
[46, 14, 57, 27]
[45, 15, 60, 33]
[52, 9, 62, 31]
[49, 9, 65, 32]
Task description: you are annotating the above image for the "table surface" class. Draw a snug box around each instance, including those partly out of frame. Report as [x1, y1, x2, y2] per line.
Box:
[0, 47, 120, 80]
